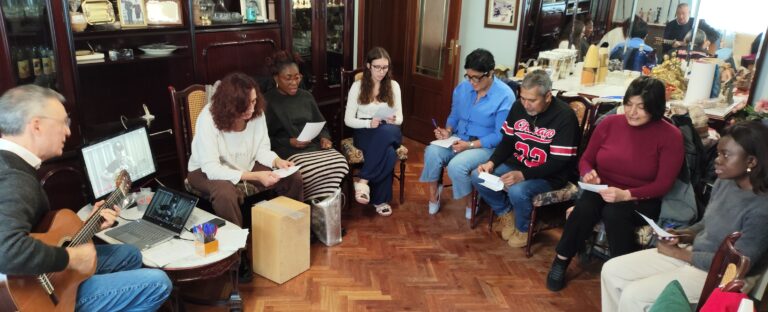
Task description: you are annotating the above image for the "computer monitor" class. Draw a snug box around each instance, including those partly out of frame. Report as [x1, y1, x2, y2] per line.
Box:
[81, 126, 156, 199]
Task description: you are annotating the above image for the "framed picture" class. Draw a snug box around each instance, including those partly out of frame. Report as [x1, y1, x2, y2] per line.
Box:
[484, 0, 520, 30]
[117, 0, 147, 28]
[240, 0, 268, 22]
[145, 0, 183, 26]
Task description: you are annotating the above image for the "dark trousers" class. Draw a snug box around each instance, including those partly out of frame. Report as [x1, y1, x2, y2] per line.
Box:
[555, 191, 661, 259]
[353, 124, 402, 205]
[187, 163, 304, 227]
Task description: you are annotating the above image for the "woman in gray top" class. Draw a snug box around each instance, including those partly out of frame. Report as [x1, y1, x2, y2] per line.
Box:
[600, 121, 768, 311]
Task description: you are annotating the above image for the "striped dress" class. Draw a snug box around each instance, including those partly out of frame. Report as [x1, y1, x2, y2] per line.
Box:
[287, 149, 349, 200]
[264, 88, 349, 201]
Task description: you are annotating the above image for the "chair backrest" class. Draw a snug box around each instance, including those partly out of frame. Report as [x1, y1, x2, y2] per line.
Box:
[697, 232, 751, 311]
[338, 67, 366, 146]
[556, 94, 595, 155]
[168, 84, 207, 184]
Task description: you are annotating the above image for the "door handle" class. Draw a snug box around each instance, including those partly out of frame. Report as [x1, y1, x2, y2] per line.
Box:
[448, 39, 458, 65]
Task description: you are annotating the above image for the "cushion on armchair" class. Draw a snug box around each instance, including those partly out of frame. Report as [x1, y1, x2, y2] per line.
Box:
[532, 182, 579, 207]
[340, 138, 408, 165]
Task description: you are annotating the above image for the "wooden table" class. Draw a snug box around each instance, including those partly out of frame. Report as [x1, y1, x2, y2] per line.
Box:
[87, 203, 246, 311]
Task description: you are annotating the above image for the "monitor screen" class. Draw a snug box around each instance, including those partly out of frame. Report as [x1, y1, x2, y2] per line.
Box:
[81, 127, 156, 199]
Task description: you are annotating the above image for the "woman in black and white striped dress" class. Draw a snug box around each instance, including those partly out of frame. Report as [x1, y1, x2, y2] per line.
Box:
[264, 51, 349, 201]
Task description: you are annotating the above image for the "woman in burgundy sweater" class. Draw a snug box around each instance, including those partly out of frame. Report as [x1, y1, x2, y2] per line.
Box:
[546, 76, 685, 291]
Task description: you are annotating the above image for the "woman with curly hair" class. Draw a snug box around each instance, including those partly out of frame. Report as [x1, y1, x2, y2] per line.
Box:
[187, 72, 303, 227]
[264, 50, 349, 201]
[344, 47, 403, 216]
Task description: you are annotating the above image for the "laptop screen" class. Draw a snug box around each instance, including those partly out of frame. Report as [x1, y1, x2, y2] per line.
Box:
[142, 187, 198, 233]
[81, 126, 156, 199]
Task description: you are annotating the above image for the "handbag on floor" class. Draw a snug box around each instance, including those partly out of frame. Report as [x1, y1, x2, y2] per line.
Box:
[310, 188, 344, 246]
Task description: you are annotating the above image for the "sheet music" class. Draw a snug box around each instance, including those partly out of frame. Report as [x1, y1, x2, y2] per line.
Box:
[372, 105, 396, 120]
[430, 136, 460, 148]
[297, 121, 326, 142]
[636, 211, 680, 238]
[478, 172, 504, 191]
[578, 181, 609, 193]
[273, 165, 301, 178]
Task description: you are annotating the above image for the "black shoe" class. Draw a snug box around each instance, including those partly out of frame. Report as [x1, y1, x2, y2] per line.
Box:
[238, 255, 254, 284]
[546, 258, 569, 292]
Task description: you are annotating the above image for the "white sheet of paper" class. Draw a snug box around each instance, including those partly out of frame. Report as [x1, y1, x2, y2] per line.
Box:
[578, 181, 609, 193]
[217, 228, 250, 251]
[296, 121, 326, 142]
[372, 105, 396, 120]
[636, 211, 678, 238]
[478, 172, 504, 191]
[430, 136, 460, 148]
[142, 239, 196, 267]
[273, 165, 301, 178]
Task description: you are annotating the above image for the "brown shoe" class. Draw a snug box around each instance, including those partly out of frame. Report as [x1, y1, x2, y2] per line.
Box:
[507, 230, 528, 248]
[500, 213, 517, 240]
[493, 211, 515, 233]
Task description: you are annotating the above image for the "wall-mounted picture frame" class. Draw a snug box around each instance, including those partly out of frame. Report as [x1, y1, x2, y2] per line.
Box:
[145, 0, 183, 26]
[484, 0, 520, 30]
[117, 0, 148, 28]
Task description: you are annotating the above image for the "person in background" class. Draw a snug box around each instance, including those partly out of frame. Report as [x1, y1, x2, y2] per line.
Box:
[0, 85, 171, 311]
[610, 17, 657, 71]
[599, 16, 631, 53]
[662, 3, 720, 56]
[419, 48, 514, 219]
[264, 50, 349, 201]
[601, 121, 768, 311]
[471, 70, 579, 248]
[546, 77, 684, 292]
[344, 47, 403, 217]
[675, 29, 714, 60]
[187, 72, 304, 228]
[558, 20, 587, 62]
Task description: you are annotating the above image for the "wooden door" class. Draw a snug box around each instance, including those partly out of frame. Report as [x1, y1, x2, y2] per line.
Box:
[402, 0, 463, 144]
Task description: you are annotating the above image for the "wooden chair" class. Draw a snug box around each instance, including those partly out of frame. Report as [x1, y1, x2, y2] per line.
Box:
[470, 94, 595, 258]
[696, 232, 751, 311]
[338, 67, 409, 205]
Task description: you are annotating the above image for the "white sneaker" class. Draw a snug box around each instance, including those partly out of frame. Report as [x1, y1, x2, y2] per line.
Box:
[429, 185, 444, 215]
[465, 207, 473, 219]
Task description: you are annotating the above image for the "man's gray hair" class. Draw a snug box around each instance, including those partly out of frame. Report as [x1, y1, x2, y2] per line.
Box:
[685, 29, 707, 49]
[0, 85, 65, 136]
[677, 3, 689, 9]
[520, 69, 553, 96]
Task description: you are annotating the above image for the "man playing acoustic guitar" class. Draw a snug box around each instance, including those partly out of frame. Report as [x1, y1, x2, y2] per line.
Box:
[0, 85, 171, 311]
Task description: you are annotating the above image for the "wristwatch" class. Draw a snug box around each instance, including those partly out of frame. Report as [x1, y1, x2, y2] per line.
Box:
[469, 141, 475, 149]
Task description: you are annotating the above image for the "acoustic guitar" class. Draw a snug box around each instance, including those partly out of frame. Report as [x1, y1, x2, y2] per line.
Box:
[1, 170, 131, 311]
[654, 36, 679, 47]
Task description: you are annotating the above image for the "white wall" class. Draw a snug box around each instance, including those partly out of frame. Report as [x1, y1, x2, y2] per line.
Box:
[457, 1, 522, 82]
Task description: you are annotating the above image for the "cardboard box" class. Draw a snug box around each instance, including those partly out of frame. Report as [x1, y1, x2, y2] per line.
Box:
[251, 196, 310, 284]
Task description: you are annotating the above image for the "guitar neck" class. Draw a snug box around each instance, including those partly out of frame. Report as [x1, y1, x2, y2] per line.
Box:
[70, 189, 127, 247]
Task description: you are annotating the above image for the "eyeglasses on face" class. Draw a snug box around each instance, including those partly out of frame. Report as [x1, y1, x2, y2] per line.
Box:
[370, 64, 390, 72]
[38, 115, 71, 128]
[464, 72, 490, 83]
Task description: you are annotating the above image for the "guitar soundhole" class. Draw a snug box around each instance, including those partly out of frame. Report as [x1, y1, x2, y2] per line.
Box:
[59, 238, 73, 248]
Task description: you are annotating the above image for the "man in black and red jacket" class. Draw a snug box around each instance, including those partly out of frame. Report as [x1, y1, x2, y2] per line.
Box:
[471, 70, 580, 248]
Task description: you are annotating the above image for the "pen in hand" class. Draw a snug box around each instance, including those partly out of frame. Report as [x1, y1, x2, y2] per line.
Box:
[432, 118, 439, 129]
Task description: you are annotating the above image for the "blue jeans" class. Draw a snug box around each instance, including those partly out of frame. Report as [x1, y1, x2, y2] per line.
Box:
[77, 244, 172, 312]
[419, 145, 494, 199]
[471, 163, 552, 232]
[353, 124, 402, 205]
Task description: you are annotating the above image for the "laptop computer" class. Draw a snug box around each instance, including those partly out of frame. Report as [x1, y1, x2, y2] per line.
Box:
[105, 186, 198, 250]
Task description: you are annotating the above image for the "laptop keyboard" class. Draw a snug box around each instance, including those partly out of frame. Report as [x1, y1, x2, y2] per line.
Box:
[106, 221, 172, 247]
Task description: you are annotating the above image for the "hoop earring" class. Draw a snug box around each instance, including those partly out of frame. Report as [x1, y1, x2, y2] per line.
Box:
[274, 80, 279, 88]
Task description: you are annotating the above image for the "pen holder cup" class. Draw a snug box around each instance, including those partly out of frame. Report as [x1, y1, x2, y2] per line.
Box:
[195, 239, 219, 257]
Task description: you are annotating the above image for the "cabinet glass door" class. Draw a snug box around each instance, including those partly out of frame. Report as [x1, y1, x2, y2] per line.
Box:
[325, 0, 344, 86]
[292, 0, 313, 90]
[1, 0, 58, 89]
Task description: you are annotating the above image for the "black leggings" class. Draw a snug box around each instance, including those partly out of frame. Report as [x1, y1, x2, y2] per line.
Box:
[555, 191, 661, 259]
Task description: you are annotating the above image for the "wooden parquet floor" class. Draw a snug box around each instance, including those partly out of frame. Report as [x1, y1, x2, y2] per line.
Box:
[189, 138, 603, 312]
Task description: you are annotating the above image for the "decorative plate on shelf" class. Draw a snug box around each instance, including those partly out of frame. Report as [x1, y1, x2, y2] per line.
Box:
[138, 43, 180, 56]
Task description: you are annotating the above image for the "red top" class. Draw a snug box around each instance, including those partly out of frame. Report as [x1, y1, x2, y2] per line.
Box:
[579, 114, 684, 199]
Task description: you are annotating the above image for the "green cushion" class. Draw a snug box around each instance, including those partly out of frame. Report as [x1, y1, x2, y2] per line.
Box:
[650, 280, 693, 312]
